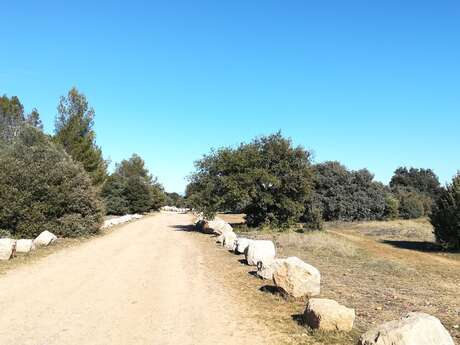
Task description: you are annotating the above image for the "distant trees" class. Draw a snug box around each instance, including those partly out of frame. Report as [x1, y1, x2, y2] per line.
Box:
[165, 192, 187, 208]
[0, 126, 103, 238]
[102, 154, 165, 215]
[308, 162, 388, 221]
[430, 173, 460, 250]
[187, 133, 314, 228]
[390, 167, 441, 219]
[54, 88, 107, 186]
[0, 95, 43, 144]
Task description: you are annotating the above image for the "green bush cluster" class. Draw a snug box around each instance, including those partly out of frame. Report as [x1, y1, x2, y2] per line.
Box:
[0, 127, 103, 238]
[1, 91, 167, 238]
[431, 174, 460, 250]
[102, 154, 165, 215]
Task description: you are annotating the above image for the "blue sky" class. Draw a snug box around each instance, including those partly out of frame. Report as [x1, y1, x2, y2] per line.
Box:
[2, 0, 459, 193]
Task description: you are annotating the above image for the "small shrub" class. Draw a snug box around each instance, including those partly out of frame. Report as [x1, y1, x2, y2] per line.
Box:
[0, 229, 11, 238]
[430, 174, 460, 250]
[384, 195, 400, 220]
[397, 190, 426, 219]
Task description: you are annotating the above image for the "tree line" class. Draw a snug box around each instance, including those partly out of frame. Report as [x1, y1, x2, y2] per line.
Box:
[185, 133, 460, 250]
[0, 89, 167, 239]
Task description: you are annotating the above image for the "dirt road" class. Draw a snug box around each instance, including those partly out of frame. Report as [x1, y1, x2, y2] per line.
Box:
[0, 213, 271, 345]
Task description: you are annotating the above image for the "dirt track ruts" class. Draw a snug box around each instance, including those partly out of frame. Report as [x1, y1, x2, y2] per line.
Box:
[0, 213, 271, 345]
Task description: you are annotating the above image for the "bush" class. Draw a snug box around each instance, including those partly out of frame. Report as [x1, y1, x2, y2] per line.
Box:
[102, 154, 165, 215]
[311, 162, 387, 221]
[394, 188, 431, 219]
[384, 195, 400, 220]
[430, 174, 460, 250]
[0, 128, 103, 238]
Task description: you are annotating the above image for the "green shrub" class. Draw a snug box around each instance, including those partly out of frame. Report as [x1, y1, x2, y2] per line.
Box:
[0, 229, 11, 238]
[430, 174, 460, 250]
[102, 154, 165, 215]
[384, 195, 400, 220]
[395, 189, 429, 219]
[0, 128, 103, 238]
[311, 162, 387, 221]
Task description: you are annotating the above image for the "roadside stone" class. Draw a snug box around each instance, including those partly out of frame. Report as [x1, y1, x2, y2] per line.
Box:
[257, 258, 287, 280]
[0, 238, 16, 260]
[245, 240, 276, 266]
[358, 312, 455, 345]
[33, 231, 57, 247]
[303, 298, 355, 331]
[273, 256, 320, 298]
[235, 238, 253, 254]
[15, 239, 35, 253]
[223, 232, 237, 250]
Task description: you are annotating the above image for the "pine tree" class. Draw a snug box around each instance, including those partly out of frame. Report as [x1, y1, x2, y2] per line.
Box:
[54, 87, 107, 186]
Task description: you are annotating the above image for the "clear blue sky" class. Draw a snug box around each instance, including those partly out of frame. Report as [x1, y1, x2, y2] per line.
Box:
[2, 0, 459, 193]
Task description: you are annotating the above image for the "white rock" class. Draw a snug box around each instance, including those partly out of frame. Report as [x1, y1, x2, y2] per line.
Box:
[257, 258, 287, 280]
[223, 232, 237, 250]
[235, 238, 253, 254]
[273, 256, 320, 298]
[33, 231, 57, 247]
[304, 298, 355, 331]
[245, 240, 276, 266]
[358, 312, 455, 345]
[15, 239, 35, 253]
[0, 239, 16, 260]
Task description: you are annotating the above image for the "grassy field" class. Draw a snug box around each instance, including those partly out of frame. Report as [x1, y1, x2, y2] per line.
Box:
[218, 214, 460, 344]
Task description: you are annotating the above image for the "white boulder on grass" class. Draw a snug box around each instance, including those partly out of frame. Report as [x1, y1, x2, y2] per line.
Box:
[206, 218, 233, 235]
[304, 298, 355, 331]
[33, 231, 57, 247]
[15, 239, 35, 253]
[0, 239, 16, 260]
[235, 238, 253, 254]
[257, 258, 287, 280]
[245, 240, 276, 266]
[223, 232, 237, 250]
[358, 312, 455, 345]
[273, 256, 320, 298]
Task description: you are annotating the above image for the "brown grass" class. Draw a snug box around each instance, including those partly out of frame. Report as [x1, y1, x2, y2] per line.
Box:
[220, 215, 460, 344]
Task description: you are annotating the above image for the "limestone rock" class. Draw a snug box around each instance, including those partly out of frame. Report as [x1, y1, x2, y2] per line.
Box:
[273, 256, 320, 298]
[245, 240, 276, 266]
[223, 232, 237, 250]
[15, 239, 35, 253]
[235, 238, 253, 254]
[358, 312, 455, 345]
[257, 259, 287, 280]
[33, 231, 57, 247]
[304, 298, 355, 331]
[0, 239, 16, 260]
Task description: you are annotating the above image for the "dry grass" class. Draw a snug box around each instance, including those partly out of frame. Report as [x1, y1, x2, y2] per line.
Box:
[223, 215, 460, 344]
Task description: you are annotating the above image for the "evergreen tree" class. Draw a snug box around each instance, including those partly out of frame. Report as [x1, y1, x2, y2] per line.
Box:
[54, 87, 107, 186]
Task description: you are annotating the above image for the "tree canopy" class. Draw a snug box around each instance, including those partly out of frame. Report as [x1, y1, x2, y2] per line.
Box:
[54, 88, 107, 186]
[186, 132, 314, 227]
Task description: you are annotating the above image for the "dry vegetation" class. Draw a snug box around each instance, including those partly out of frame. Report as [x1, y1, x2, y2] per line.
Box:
[218, 213, 460, 344]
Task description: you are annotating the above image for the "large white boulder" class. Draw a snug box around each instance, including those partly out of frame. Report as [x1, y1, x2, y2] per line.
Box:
[304, 298, 355, 331]
[15, 239, 35, 253]
[223, 232, 237, 250]
[257, 258, 287, 280]
[33, 231, 57, 247]
[208, 218, 233, 235]
[0, 239, 16, 260]
[245, 240, 276, 266]
[273, 256, 320, 298]
[358, 312, 455, 345]
[235, 238, 253, 254]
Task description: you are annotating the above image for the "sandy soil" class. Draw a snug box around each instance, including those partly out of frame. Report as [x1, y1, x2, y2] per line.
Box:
[0, 213, 272, 345]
